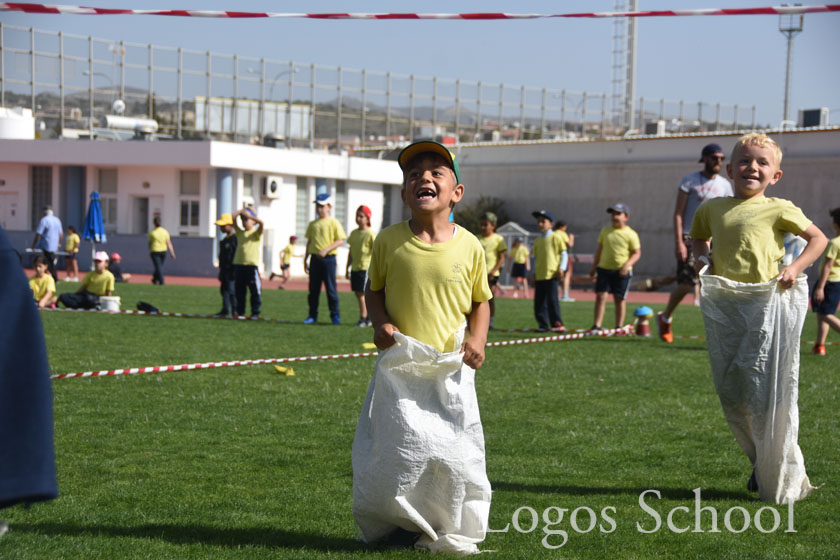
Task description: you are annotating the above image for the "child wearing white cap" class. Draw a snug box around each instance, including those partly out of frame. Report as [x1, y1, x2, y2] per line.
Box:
[57, 251, 115, 309]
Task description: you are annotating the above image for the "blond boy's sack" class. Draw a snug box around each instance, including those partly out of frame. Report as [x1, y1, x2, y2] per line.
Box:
[699, 270, 816, 504]
[352, 331, 491, 555]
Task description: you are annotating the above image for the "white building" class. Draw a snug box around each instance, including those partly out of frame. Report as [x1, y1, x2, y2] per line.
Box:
[0, 138, 404, 275]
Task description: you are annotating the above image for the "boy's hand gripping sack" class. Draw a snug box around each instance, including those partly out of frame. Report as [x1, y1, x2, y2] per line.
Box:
[352, 331, 491, 555]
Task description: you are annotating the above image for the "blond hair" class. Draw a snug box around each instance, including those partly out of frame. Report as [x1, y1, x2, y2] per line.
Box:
[732, 132, 783, 166]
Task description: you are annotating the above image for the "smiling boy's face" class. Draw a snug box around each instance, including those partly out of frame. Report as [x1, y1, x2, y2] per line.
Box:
[727, 142, 783, 200]
[401, 153, 463, 217]
[536, 217, 553, 232]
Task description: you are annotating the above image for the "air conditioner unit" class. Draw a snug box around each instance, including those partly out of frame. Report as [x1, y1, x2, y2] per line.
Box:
[261, 176, 282, 199]
[798, 108, 829, 128]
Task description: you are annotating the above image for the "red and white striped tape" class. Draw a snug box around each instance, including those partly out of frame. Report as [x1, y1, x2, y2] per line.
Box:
[2, 3, 838, 19]
[50, 325, 633, 380]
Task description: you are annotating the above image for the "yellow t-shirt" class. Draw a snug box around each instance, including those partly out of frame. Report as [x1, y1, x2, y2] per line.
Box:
[29, 274, 56, 301]
[554, 229, 570, 250]
[306, 217, 347, 256]
[690, 196, 812, 283]
[368, 222, 492, 353]
[533, 232, 566, 281]
[82, 270, 115, 296]
[597, 225, 641, 271]
[234, 226, 262, 266]
[480, 233, 507, 277]
[347, 228, 376, 272]
[148, 227, 170, 253]
[281, 243, 295, 266]
[65, 232, 80, 254]
[818, 236, 840, 283]
[513, 245, 529, 265]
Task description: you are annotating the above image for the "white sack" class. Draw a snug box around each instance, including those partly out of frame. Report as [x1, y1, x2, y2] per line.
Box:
[352, 330, 491, 555]
[699, 270, 816, 504]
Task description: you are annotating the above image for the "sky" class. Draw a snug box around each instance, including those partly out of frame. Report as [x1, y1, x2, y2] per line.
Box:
[2, 1, 839, 126]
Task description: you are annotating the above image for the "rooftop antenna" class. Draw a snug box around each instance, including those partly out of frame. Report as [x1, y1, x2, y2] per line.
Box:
[779, 4, 804, 123]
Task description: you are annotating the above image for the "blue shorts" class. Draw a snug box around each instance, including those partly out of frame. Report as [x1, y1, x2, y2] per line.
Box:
[812, 280, 840, 315]
[350, 270, 368, 293]
[595, 267, 632, 299]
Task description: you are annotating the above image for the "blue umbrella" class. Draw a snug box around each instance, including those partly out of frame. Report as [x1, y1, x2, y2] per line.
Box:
[82, 191, 107, 269]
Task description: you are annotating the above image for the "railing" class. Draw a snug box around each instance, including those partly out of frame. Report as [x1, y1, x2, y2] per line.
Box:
[1, 23, 759, 149]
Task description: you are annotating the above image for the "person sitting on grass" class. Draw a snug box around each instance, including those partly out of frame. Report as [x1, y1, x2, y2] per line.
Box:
[589, 203, 641, 331]
[29, 255, 56, 309]
[810, 207, 840, 355]
[691, 132, 827, 502]
[58, 251, 115, 309]
[108, 252, 131, 283]
[354, 140, 492, 553]
[345, 205, 376, 327]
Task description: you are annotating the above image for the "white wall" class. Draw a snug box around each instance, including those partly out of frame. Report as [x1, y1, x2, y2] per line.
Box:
[0, 163, 30, 230]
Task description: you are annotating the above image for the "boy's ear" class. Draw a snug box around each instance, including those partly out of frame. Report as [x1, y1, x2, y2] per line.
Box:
[726, 162, 733, 179]
[450, 183, 465, 205]
[769, 167, 783, 186]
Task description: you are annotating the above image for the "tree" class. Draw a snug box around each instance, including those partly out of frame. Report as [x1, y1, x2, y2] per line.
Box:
[454, 195, 510, 236]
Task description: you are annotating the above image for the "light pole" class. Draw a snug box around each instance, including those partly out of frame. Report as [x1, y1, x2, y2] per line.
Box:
[779, 4, 804, 123]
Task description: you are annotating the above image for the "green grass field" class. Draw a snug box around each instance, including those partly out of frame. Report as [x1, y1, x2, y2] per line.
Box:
[2, 282, 838, 559]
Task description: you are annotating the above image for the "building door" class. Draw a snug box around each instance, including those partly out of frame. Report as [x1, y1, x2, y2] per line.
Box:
[0, 192, 19, 229]
[60, 166, 86, 232]
[133, 197, 149, 234]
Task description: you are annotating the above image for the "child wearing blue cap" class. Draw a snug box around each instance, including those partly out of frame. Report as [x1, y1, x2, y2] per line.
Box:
[532, 210, 566, 332]
[589, 203, 641, 330]
[304, 193, 347, 324]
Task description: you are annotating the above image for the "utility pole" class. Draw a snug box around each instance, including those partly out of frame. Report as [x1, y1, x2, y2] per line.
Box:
[779, 4, 804, 123]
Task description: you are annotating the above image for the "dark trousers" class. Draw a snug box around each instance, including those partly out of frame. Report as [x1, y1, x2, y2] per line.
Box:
[43, 250, 58, 282]
[234, 265, 261, 316]
[534, 278, 562, 329]
[58, 290, 99, 309]
[308, 255, 339, 321]
[219, 277, 236, 315]
[150, 251, 167, 285]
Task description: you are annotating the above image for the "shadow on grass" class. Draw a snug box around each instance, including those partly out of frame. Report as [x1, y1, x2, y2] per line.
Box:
[12, 522, 364, 552]
[491, 482, 748, 502]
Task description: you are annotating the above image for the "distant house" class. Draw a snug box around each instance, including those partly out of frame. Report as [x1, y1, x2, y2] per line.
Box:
[0, 138, 403, 276]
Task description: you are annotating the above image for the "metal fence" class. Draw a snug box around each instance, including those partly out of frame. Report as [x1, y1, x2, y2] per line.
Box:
[1, 23, 758, 149]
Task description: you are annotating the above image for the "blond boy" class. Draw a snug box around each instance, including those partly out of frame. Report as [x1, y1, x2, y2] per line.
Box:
[690, 132, 827, 503]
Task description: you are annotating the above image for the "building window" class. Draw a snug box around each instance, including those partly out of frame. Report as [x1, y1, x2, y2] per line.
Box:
[335, 180, 347, 229]
[243, 172, 254, 200]
[98, 168, 118, 233]
[31, 166, 52, 228]
[296, 176, 309, 238]
[179, 170, 201, 235]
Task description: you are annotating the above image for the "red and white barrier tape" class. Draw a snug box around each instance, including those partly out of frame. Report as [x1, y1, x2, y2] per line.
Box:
[2, 3, 838, 19]
[50, 325, 633, 380]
